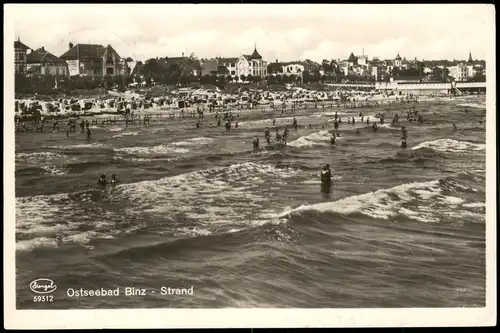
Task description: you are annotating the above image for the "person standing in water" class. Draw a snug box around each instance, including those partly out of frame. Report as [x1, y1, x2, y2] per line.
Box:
[98, 174, 107, 185]
[320, 164, 332, 193]
[109, 174, 118, 185]
[264, 127, 271, 144]
[253, 136, 260, 149]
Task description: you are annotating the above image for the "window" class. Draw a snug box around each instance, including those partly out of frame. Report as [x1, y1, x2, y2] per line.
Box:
[106, 67, 114, 75]
[231, 71, 235, 75]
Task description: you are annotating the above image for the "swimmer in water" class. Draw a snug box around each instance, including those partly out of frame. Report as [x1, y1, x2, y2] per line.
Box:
[356, 128, 361, 135]
[98, 174, 107, 185]
[320, 164, 332, 191]
[86, 127, 92, 140]
[401, 139, 407, 149]
[196, 120, 201, 128]
[253, 136, 260, 148]
[109, 174, 118, 185]
[401, 126, 408, 140]
[330, 133, 336, 145]
[264, 127, 271, 144]
[453, 123, 458, 131]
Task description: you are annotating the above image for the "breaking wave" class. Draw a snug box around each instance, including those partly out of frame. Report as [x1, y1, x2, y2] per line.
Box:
[412, 139, 486, 153]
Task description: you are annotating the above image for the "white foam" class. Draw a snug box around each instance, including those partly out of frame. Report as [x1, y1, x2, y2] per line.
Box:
[457, 103, 486, 109]
[288, 130, 333, 147]
[280, 180, 441, 220]
[109, 127, 123, 132]
[17, 237, 58, 252]
[170, 137, 214, 146]
[412, 138, 485, 153]
[40, 165, 68, 175]
[15, 152, 63, 165]
[111, 131, 139, 138]
[114, 145, 189, 156]
[47, 143, 109, 149]
[462, 202, 486, 208]
[440, 196, 465, 205]
[113, 162, 299, 227]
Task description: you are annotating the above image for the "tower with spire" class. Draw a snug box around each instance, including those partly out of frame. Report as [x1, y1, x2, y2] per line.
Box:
[468, 51, 473, 63]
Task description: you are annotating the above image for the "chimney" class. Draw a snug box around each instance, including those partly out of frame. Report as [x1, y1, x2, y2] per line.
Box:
[182, 52, 185, 58]
[276, 59, 278, 63]
[69, 42, 74, 49]
[41, 46, 45, 51]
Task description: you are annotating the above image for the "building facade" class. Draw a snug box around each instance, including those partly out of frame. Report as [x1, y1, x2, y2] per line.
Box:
[25, 47, 69, 77]
[218, 57, 238, 77]
[14, 38, 31, 74]
[282, 63, 305, 75]
[59, 43, 127, 77]
[235, 46, 267, 79]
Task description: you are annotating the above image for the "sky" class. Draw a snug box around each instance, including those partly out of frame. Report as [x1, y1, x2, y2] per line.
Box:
[8, 4, 494, 63]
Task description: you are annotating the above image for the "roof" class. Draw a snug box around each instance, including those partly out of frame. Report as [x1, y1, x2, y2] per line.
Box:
[27, 48, 67, 64]
[14, 39, 31, 50]
[217, 65, 230, 75]
[60, 44, 121, 60]
[347, 52, 357, 63]
[201, 59, 219, 73]
[395, 53, 402, 60]
[218, 57, 239, 64]
[249, 47, 262, 60]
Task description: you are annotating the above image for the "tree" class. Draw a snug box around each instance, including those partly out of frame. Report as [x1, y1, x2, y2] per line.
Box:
[302, 71, 311, 84]
[240, 74, 246, 82]
[311, 70, 321, 83]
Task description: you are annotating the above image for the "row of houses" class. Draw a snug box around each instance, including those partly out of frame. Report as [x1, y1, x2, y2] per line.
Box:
[14, 37, 130, 78]
[15, 36, 485, 83]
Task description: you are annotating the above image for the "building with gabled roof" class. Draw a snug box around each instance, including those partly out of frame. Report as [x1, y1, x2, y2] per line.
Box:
[26, 47, 69, 77]
[14, 37, 32, 74]
[235, 45, 267, 79]
[59, 42, 127, 77]
[201, 58, 219, 76]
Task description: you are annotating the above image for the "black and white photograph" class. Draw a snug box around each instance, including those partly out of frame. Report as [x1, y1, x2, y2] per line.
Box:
[4, 3, 496, 329]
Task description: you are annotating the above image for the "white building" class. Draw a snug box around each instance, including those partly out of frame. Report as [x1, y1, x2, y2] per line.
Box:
[235, 46, 267, 79]
[357, 55, 368, 66]
[282, 63, 304, 75]
[394, 53, 402, 68]
[448, 62, 474, 81]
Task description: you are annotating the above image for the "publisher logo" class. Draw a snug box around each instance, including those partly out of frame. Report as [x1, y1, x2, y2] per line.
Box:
[30, 279, 57, 294]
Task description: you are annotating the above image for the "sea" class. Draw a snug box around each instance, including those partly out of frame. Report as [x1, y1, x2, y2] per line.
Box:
[14, 96, 487, 309]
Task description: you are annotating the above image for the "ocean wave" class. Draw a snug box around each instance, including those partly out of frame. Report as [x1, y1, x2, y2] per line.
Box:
[111, 131, 139, 138]
[170, 137, 214, 146]
[112, 162, 300, 224]
[412, 138, 485, 153]
[457, 103, 486, 109]
[279, 178, 484, 224]
[40, 165, 68, 175]
[46, 143, 110, 149]
[108, 127, 124, 132]
[114, 145, 189, 156]
[16, 162, 302, 252]
[15, 152, 64, 165]
[288, 130, 335, 147]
